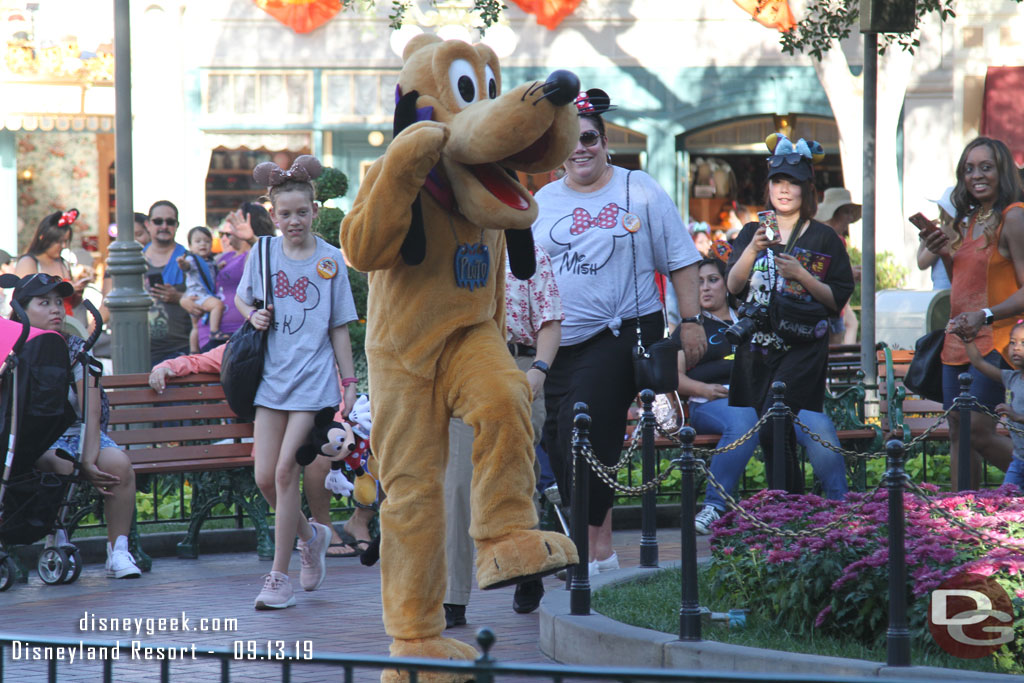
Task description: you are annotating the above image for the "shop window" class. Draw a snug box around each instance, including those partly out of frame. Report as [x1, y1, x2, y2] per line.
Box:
[203, 71, 312, 120]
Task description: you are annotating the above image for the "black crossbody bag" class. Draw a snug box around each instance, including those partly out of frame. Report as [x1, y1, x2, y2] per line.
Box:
[220, 237, 272, 420]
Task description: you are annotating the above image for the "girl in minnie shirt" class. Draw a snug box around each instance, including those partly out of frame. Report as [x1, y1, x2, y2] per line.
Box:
[236, 155, 359, 610]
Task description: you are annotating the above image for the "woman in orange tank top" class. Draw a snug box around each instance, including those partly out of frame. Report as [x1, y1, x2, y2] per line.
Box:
[923, 137, 1024, 489]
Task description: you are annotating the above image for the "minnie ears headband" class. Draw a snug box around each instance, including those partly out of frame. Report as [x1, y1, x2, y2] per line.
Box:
[765, 133, 825, 164]
[57, 209, 79, 228]
[253, 155, 323, 188]
[574, 88, 617, 116]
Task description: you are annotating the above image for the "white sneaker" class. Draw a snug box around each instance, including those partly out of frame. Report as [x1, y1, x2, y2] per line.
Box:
[254, 572, 295, 610]
[298, 521, 330, 591]
[589, 552, 620, 577]
[105, 536, 141, 579]
[694, 506, 721, 535]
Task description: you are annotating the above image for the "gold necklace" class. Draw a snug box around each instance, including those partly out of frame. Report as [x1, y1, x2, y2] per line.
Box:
[976, 206, 996, 226]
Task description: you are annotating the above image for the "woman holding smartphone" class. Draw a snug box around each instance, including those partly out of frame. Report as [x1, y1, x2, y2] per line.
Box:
[725, 135, 854, 495]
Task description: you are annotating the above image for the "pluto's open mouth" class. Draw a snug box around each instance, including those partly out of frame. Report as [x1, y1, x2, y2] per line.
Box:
[465, 124, 556, 210]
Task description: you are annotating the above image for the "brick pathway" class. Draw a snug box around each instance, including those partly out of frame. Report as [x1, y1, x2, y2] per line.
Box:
[1, 529, 705, 682]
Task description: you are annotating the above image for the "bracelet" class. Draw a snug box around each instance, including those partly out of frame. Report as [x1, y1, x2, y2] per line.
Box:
[247, 309, 257, 321]
[679, 316, 702, 325]
[341, 377, 358, 387]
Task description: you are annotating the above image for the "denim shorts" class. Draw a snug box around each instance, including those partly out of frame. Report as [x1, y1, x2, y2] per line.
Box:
[50, 431, 118, 458]
[941, 350, 1009, 410]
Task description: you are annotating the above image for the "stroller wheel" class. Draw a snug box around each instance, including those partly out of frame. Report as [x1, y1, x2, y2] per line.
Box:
[38, 547, 70, 585]
[0, 555, 16, 591]
[62, 547, 83, 584]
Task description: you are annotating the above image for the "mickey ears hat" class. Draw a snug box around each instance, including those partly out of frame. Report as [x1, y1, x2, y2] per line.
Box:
[575, 88, 617, 116]
[0, 272, 74, 306]
[764, 134, 824, 183]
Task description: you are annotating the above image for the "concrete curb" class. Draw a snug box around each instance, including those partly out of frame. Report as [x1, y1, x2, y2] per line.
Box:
[539, 564, 1017, 681]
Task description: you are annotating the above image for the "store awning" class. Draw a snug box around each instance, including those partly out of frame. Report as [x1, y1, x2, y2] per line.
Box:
[981, 66, 1024, 167]
[2, 115, 114, 132]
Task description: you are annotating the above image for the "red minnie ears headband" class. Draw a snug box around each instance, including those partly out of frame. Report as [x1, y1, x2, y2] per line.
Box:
[574, 88, 617, 116]
[253, 155, 323, 188]
[57, 209, 79, 228]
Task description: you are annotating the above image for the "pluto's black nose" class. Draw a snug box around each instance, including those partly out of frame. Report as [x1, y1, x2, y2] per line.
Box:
[542, 70, 580, 107]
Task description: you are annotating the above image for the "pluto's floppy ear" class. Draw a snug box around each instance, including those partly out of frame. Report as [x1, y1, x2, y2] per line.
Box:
[394, 88, 426, 266]
[506, 229, 536, 280]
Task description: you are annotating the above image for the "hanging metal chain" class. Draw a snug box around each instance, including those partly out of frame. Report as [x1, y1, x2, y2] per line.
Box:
[976, 403, 1024, 437]
[903, 479, 1024, 557]
[698, 459, 887, 539]
[653, 408, 774, 457]
[576, 442, 681, 495]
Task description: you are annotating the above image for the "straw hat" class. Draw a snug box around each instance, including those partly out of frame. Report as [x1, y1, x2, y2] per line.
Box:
[815, 187, 861, 222]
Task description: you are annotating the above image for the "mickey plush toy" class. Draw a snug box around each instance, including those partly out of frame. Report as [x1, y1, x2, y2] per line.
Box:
[295, 407, 378, 507]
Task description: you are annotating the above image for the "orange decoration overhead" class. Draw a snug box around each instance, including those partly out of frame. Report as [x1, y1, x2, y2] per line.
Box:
[733, 0, 796, 33]
[510, 0, 583, 30]
[254, 0, 341, 34]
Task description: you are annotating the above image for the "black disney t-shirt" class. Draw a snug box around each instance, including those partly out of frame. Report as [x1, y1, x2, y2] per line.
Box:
[725, 219, 854, 413]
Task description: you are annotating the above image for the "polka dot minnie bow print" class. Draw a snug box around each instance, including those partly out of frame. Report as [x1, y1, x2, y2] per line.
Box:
[570, 203, 619, 235]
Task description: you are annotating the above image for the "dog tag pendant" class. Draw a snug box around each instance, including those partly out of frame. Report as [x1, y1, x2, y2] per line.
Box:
[454, 242, 489, 291]
[622, 212, 641, 233]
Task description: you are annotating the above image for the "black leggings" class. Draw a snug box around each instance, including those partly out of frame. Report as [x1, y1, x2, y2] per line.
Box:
[542, 312, 664, 527]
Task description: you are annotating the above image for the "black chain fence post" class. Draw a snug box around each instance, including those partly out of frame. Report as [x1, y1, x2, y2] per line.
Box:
[885, 438, 911, 667]
[770, 381, 788, 491]
[956, 372, 974, 492]
[570, 402, 591, 616]
[677, 426, 701, 641]
[639, 389, 659, 568]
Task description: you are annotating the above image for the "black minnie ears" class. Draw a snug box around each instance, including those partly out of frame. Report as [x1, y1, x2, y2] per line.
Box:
[574, 88, 617, 116]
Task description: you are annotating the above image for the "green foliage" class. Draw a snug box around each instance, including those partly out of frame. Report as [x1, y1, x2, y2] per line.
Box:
[846, 247, 907, 308]
[313, 206, 345, 248]
[316, 167, 349, 204]
[778, 0, 1022, 58]
[388, 0, 505, 30]
[346, 266, 369, 393]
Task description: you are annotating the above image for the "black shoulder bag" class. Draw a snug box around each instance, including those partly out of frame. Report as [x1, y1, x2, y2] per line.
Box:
[767, 222, 831, 344]
[628, 171, 679, 394]
[220, 237, 272, 421]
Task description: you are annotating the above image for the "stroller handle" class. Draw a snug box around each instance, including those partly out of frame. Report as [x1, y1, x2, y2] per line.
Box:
[82, 301, 103, 353]
[8, 301, 31, 355]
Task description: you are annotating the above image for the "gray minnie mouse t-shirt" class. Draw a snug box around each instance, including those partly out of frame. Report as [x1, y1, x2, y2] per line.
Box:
[238, 235, 358, 411]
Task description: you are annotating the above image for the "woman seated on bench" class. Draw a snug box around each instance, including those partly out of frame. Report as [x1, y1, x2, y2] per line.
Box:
[673, 258, 846, 536]
[148, 345, 375, 557]
[6, 273, 141, 578]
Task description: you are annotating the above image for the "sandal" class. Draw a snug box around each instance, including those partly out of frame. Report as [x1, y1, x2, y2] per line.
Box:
[327, 539, 370, 558]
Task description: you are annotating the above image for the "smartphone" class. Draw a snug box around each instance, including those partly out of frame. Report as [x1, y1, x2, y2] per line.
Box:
[147, 273, 164, 288]
[758, 210, 780, 243]
[909, 212, 939, 236]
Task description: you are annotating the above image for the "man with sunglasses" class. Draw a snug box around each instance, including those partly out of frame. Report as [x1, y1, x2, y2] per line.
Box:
[144, 200, 194, 365]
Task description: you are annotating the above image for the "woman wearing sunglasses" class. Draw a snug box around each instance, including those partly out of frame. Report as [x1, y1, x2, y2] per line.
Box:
[725, 135, 854, 496]
[532, 88, 704, 576]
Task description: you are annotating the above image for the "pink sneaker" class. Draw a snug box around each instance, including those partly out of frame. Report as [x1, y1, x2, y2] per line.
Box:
[254, 572, 295, 610]
[298, 522, 330, 591]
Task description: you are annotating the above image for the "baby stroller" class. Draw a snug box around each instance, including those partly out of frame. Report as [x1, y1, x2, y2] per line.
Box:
[0, 301, 98, 590]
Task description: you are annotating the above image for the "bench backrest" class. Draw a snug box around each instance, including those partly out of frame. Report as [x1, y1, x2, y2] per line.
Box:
[101, 373, 254, 473]
[877, 346, 945, 441]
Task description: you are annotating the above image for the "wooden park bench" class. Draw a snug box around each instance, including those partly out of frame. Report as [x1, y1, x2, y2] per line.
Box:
[66, 373, 271, 571]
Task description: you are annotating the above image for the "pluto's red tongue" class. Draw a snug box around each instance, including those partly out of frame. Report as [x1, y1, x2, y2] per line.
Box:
[471, 164, 529, 210]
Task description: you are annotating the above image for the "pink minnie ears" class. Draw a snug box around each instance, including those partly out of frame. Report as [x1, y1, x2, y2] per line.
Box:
[253, 155, 323, 187]
[574, 88, 617, 115]
[58, 209, 79, 228]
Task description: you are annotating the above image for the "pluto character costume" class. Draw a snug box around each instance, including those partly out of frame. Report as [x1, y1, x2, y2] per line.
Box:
[341, 35, 581, 675]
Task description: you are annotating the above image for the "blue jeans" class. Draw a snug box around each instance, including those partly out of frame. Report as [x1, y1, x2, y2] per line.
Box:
[1005, 457, 1024, 490]
[693, 399, 849, 511]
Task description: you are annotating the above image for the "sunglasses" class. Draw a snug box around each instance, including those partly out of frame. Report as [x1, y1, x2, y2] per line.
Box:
[27, 273, 63, 286]
[579, 131, 602, 148]
[150, 217, 178, 227]
[768, 153, 807, 168]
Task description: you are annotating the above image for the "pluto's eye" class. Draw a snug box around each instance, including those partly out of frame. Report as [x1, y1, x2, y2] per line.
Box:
[448, 59, 478, 108]
[485, 64, 497, 99]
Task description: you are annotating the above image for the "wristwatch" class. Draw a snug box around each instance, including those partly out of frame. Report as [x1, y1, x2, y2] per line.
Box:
[529, 360, 549, 375]
[982, 307, 995, 325]
[678, 316, 702, 325]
